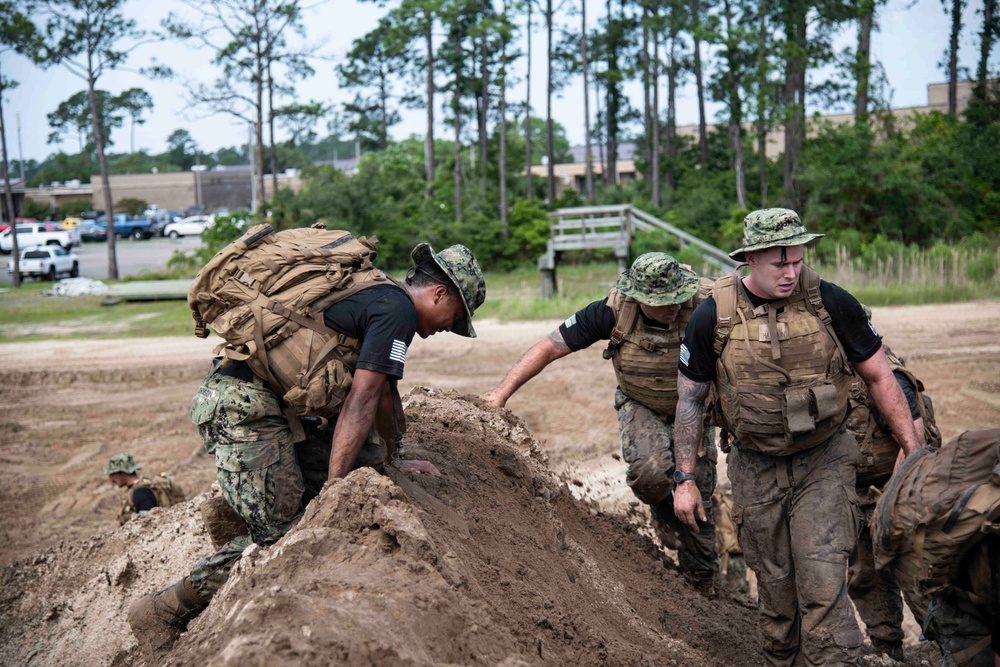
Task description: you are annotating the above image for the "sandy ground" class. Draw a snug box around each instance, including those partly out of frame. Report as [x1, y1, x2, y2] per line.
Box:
[0, 301, 996, 665]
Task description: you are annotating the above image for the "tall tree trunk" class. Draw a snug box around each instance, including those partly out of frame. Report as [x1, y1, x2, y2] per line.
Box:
[267, 60, 279, 195]
[595, 63, 606, 185]
[380, 67, 390, 149]
[977, 0, 995, 97]
[499, 7, 509, 239]
[546, 0, 555, 202]
[856, 0, 874, 123]
[525, 0, 533, 200]
[652, 17, 661, 207]
[582, 0, 594, 200]
[254, 50, 266, 208]
[757, 0, 769, 206]
[691, 0, 709, 167]
[605, 0, 617, 186]
[782, 0, 806, 207]
[0, 77, 20, 287]
[642, 4, 652, 181]
[479, 3, 488, 189]
[87, 59, 118, 280]
[424, 12, 436, 194]
[454, 100, 462, 220]
[724, 0, 747, 208]
[665, 29, 678, 192]
[947, 0, 964, 115]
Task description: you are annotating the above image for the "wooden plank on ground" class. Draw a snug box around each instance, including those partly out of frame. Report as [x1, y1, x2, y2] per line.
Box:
[105, 280, 192, 302]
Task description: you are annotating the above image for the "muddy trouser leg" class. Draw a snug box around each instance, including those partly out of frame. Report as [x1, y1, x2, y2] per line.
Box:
[731, 432, 864, 667]
[616, 388, 719, 581]
[188, 374, 305, 602]
[847, 489, 905, 650]
[924, 595, 994, 667]
[296, 418, 334, 507]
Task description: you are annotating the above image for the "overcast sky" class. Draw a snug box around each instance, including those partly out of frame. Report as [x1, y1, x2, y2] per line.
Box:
[4, 0, 991, 167]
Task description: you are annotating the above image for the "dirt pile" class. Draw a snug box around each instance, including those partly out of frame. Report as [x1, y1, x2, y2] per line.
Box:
[2, 388, 765, 666]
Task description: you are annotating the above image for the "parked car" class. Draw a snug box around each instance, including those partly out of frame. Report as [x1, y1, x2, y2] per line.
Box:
[8, 245, 80, 280]
[163, 215, 212, 239]
[78, 221, 108, 242]
[97, 213, 155, 240]
[61, 217, 83, 230]
[0, 222, 78, 253]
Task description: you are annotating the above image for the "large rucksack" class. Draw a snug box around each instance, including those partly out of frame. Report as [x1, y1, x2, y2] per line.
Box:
[873, 429, 1000, 619]
[187, 222, 401, 434]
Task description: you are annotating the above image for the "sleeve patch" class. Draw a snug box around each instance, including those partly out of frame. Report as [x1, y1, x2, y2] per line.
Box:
[564, 313, 577, 328]
[680, 343, 691, 367]
[389, 339, 407, 364]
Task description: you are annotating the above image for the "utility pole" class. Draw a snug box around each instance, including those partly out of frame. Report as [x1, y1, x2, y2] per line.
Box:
[16, 113, 24, 181]
[249, 123, 257, 212]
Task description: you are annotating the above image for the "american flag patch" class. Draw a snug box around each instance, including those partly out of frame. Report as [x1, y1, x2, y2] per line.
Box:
[679, 343, 691, 367]
[389, 339, 407, 364]
[564, 314, 577, 328]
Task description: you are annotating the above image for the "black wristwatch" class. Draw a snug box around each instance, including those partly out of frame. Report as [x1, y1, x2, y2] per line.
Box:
[673, 469, 696, 485]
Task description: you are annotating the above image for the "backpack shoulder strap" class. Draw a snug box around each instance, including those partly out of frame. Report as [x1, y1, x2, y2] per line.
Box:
[603, 289, 639, 360]
[712, 272, 739, 358]
[799, 264, 851, 369]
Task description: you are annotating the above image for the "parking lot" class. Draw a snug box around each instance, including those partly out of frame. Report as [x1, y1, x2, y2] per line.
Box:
[0, 235, 203, 284]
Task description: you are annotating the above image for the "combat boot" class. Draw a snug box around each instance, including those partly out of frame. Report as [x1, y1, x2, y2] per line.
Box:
[128, 576, 207, 662]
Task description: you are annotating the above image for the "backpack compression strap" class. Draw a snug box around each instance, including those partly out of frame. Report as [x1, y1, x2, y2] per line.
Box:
[603, 289, 639, 361]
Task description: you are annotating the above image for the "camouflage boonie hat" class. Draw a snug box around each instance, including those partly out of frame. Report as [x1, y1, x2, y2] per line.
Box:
[614, 252, 699, 306]
[730, 208, 823, 261]
[410, 243, 486, 338]
[103, 453, 140, 475]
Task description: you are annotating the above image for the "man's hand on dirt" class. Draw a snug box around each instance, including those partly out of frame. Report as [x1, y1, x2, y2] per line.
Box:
[399, 459, 442, 476]
[479, 390, 506, 410]
[673, 481, 705, 532]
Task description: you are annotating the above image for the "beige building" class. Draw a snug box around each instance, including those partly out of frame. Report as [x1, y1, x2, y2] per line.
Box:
[533, 81, 977, 200]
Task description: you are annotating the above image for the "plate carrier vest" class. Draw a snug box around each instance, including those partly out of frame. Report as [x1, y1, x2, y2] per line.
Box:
[712, 265, 851, 456]
[602, 278, 713, 418]
[119, 474, 185, 525]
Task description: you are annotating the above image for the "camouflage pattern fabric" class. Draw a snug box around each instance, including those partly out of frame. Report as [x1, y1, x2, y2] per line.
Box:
[848, 488, 905, 651]
[729, 430, 864, 666]
[104, 453, 140, 475]
[188, 369, 391, 601]
[410, 242, 486, 338]
[187, 371, 304, 600]
[615, 388, 719, 583]
[729, 208, 824, 262]
[613, 252, 699, 307]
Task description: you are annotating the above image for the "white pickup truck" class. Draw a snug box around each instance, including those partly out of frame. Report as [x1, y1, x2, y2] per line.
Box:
[0, 222, 80, 253]
[8, 246, 80, 280]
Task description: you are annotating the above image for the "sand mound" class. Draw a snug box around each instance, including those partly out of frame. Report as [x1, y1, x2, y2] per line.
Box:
[3, 388, 767, 666]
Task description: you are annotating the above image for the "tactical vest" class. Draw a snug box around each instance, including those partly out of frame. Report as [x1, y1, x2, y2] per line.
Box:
[712, 265, 851, 456]
[118, 475, 186, 525]
[603, 278, 713, 417]
[847, 344, 942, 487]
[188, 223, 408, 442]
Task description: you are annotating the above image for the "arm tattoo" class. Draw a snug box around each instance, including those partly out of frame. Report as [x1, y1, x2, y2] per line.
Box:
[674, 374, 710, 473]
[547, 329, 570, 353]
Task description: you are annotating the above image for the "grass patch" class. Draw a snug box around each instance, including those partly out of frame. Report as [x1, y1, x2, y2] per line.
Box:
[0, 257, 995, 341]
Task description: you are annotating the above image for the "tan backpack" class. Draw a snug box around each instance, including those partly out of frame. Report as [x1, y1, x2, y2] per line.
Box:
[188, 223, 402, 437]
[873, 429, 1000, 613]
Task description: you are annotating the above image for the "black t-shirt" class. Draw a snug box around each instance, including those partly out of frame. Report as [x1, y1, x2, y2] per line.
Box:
[872, 370, 922, 432]
[132, 487, 157, 513]
[558, 297, 676, 351]
[679, 279, 881, 382]
[323, 284, 417, 380]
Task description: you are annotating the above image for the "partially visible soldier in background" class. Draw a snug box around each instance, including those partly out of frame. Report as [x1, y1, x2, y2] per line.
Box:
[712, 476, 751, 596]
[482, 253, 722, 595]
[873, 428, 1000, 667]
[846, 310, 942, 662]
[104, 453, 185, 525]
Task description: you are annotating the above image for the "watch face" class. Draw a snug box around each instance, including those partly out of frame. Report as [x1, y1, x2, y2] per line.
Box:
[673, 470, 694, 484]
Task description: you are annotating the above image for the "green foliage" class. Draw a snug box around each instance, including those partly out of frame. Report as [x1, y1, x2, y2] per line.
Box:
[57, 199, 92, 218]
[21, 198, 52, 220]
[115, 197, 147, 216]
[167, 211, 253, 271]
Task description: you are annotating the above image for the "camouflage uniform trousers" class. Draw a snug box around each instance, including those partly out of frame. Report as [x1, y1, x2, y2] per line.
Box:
[185, 371, 388, 601]
[730, 430, 864, 667]
[847, 483, 905, 651]
[615, 388, 719, 583]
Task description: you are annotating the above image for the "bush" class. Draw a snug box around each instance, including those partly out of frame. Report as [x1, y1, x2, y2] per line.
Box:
[21, 199, 53, 220]
[116, 198, 148, 217]
[57, 199, 93, 219]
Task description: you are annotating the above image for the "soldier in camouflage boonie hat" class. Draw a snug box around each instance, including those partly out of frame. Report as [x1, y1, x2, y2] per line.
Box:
[104, 453, 141, 475]
[614, 252, 699, 306]
[411, 243, 486, 338]
[730, 208, 824, 262]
